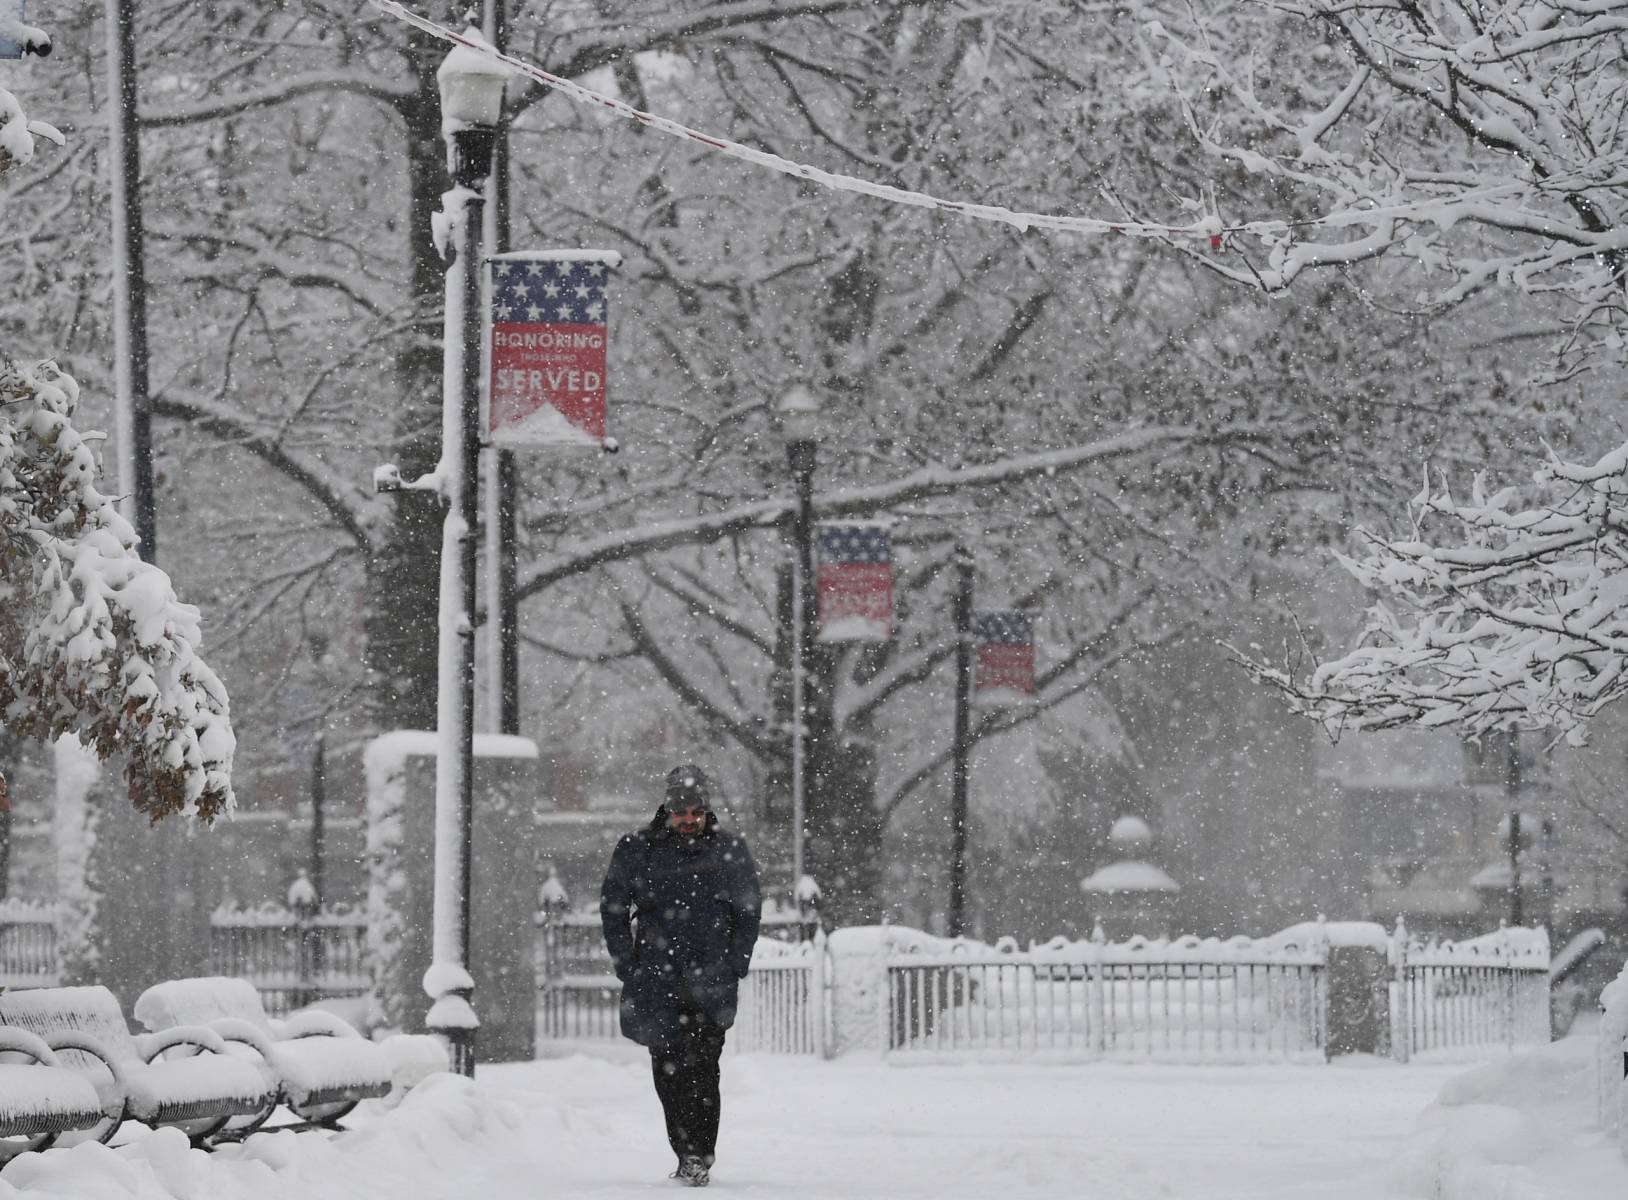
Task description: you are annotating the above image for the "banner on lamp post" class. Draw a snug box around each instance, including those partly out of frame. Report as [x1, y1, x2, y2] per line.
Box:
[486, 249, 622, 448]
[972, 610, 1036, 707]
[816, 520, 893, 641]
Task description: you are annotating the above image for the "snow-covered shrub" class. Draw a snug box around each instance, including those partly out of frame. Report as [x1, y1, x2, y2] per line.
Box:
[0, 356, 234, 821]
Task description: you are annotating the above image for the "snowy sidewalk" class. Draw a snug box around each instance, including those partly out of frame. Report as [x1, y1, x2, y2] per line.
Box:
[0, 1045, 1619, 1199]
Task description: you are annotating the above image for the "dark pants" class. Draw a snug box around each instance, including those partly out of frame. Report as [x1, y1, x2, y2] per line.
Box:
[650, 1011, 727, 1165]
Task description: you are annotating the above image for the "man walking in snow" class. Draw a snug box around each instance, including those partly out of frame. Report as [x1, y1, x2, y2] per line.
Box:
[600, 764, 763, 1188]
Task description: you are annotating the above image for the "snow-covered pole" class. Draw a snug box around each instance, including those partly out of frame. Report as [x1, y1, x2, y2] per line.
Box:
[424, 25, 506, 1079]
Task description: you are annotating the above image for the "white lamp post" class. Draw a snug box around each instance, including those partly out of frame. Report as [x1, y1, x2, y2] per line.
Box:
[777, 386, 821, 906]
[424, 26, 506, 1078]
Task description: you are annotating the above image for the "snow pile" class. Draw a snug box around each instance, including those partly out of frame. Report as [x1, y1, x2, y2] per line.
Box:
[1392, 1034, 1626, 1199]
[0, 1072, 521, 1200]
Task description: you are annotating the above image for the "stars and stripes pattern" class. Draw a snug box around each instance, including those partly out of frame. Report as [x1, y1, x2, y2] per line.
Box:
[815, 522, 893, 641]
[491, 258, 608, 325]
[972, 609, 1035, 705]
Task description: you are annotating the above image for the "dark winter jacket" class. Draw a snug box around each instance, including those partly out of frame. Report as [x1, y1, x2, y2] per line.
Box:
[599, 811, 763, 1048]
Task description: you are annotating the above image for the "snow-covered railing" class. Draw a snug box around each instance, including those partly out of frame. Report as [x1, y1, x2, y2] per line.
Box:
[209, 902, 370, 1016]
[535, 904, 821, 1050]
[877, 921, 1548, 1064]
[531, 914, 1549, 1063]
[733, 932, 827, 1055]
[884, 927, 1328, 1063]
[1391, 925, 1551, 1061]
[0, 899, 58, 989]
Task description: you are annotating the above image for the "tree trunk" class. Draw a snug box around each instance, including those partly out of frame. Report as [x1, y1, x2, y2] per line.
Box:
[364, 64, 451, 734]
[804, 655, 886, 925]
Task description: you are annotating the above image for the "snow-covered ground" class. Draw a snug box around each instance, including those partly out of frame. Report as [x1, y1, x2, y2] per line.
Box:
[0, 1036, 1620, 1199]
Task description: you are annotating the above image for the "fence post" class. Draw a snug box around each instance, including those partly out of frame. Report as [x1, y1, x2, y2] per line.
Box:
[1316, 916, 1331, 1061]
[1501, 925, 1517, 1049]
[289, 873, 320, 1012]
[1322, 918, 1389, 1058]
[1087, 923, 1106, 1057]
[1391, 917, 1410, 1064]
[812, 926, 831, 1059]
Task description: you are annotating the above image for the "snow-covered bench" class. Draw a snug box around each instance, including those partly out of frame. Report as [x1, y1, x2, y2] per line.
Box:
[0, 1027, 111, 1163]
[0, 985, 277, 1146]
[135, 977, 394, 1134]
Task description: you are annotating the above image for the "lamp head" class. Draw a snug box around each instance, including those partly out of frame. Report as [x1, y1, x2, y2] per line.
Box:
[436, 26, 508, 135]
[777, 385, 822, 446]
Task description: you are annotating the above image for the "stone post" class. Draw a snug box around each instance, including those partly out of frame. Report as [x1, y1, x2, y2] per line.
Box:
[1320, 920, 1391, 1058]
[826, 926, 893, 1056]
[364, 731, 539, 1063]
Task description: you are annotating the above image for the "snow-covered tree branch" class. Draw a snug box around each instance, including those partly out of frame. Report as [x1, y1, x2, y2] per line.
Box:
[1237, 438, 1628, 745]
[0, 356, 234, 821]
[0, 89, 59, 174]
[1149, 0, 1628, 379]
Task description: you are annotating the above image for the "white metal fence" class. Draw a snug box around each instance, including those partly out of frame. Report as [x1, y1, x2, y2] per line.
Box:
[0, 900, 58, 989]
[886, 930, 1327, 1063]
[531, 918, 1551, 1063]
[208, 902, 371, 1016]
[1392, 926, 1552, 1061]
[535, 905, 819, 1050]
[733, 935, 827, 1055]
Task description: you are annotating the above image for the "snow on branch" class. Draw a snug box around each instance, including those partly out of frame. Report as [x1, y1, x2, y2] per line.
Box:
[0, 357, 235, 821]
[0, 84, 61, 177]
[1149, 0, 1628, 373]
[1237, 438, 1628, 745]
[369, 1, 1227, 245]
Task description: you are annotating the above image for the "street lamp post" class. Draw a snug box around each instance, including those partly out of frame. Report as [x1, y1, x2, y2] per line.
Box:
[778, 386, 821, 903]
[426, 29, 506, 1078]
[947, 547, 974, 938]
[1504, 731, 1524, 927]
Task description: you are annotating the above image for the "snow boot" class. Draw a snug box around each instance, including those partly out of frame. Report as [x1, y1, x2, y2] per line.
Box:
[672, 1155, 710, 1187]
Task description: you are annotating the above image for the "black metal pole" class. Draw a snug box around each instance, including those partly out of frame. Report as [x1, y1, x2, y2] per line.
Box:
[482, 0, 520, 737]
[1506, 731, 1523, 926]
[488, 453, 519, 733]
[948, 548, 974, 937]
[309, 733, 326, 907]
[106, 0, 157, 562]
[308, 732, 327, 986]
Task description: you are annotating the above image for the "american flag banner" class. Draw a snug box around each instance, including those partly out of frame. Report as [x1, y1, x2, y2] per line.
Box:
[486, 250, 620, 447]
[815, 521, 893, 642]
[972, 610, 1036, 707]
